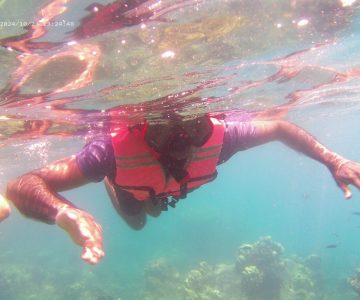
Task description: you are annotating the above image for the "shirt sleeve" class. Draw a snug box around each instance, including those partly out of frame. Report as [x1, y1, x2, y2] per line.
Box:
[218, 115, 257, 164]
[75, 136, 116, 182]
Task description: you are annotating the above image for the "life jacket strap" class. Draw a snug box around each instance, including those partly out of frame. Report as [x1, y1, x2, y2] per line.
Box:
[159, 197, 179, 211]
[188, 171, 218, 183]
[119, 172, 218, 211]
[158, 171, 218, 211]
[117, 185, 156, 199]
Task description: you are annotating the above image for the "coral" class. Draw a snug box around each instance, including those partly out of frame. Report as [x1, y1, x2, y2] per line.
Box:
[144, 257, 179, 282]
[348, 267, 360, 296]
[0, 262, 51, 300]
[180, 237, 323, 300]
[281, 255, 321, 300]
[235, 236, 285, 299]
[235, 236, 284, 271]
[240, 265, 264, 294]
[141, 259, 241, 300]
[183, 261, 232, 300]
[143, 258, 182, 300]
[0, 260, 118, 300]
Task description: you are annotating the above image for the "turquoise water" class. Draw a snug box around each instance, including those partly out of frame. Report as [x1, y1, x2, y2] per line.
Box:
[1, 0, 360, 299]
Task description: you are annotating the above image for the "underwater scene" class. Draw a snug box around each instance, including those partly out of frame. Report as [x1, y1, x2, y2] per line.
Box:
[1, 0, 360, 299]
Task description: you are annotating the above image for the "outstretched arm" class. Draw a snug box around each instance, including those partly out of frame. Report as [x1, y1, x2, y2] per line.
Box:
[4, 155, 104, 264]
[243, 120, 360, 199]
[6, 156, 89, 222]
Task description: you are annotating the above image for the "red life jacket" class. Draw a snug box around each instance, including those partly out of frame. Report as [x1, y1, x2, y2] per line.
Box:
[110, 117, 224, 201]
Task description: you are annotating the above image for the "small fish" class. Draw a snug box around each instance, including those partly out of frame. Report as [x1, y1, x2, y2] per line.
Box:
[301, 193, 310, 199]
[325, 244, 338, 249]
[352, 212, 360, 216]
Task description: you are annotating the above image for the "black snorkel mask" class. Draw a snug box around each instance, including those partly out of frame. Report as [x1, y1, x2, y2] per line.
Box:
[145, 115, 212, 153]
[145, 115, 213, 182]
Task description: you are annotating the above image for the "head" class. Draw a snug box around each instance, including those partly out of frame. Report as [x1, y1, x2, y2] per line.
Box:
[145, 114, 212, 159]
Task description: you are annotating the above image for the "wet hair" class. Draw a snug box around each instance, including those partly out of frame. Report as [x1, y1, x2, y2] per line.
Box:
[145, 114, 212, 153]
[145, 114, 213, 182]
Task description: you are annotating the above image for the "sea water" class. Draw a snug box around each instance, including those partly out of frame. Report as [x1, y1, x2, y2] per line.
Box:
[1, 1, 360, 299]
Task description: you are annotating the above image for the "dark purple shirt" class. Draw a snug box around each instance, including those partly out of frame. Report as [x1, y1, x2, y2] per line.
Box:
[76, 118, 256, 182]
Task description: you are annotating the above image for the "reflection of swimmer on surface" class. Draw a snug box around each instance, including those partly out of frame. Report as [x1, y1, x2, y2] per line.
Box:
[23, 120, 51, 135]
[1, 0, 356, 54]
[2, 110, 360, 265]
[0, 0, 199, 52]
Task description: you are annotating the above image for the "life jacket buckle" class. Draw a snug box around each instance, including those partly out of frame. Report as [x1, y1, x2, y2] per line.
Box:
[159, 197, 179, 211]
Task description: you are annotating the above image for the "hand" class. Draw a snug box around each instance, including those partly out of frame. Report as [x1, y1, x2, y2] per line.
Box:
[0, 194, 11, 222]
[331, 160, 360, 199]
[55, 207, 104, 265]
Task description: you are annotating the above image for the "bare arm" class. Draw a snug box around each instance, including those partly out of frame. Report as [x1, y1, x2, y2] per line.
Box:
[5, 156, 90, 223]
[5, 156, 104, 264]
[246, 120, 360, 198]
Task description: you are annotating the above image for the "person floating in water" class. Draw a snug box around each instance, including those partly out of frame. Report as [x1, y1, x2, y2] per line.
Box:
[1, 112, 360, 265]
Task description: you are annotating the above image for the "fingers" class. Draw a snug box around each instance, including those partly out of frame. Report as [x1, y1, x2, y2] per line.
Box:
[353, 176, 360, 190]
[55, 207, 105, 264]
[82, 244, 105, 265]
[79, 221, 105, 265]
[74, 217, 105, 264]
[0, 194, 11, 222]
[343, 187, 352, 200]
[337, 180, 352, 199]
[332, 161, 360, 199]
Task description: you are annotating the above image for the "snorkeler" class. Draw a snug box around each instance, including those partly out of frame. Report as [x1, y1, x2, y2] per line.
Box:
[2, 113, 360, 265]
